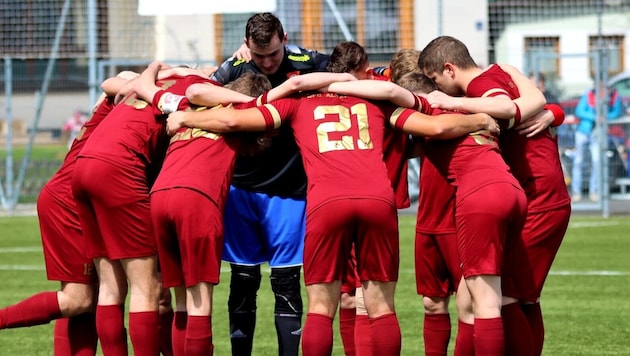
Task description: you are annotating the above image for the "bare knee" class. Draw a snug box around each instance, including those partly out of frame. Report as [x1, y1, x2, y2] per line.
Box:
[340, 292, 356, 310]
[58, 282, 97, 316]
[423, 296, 449, 315]
[362, 281, 396, 318]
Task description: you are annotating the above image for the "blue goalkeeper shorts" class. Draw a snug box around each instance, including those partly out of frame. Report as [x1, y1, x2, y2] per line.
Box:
[222, 185, 306, 267]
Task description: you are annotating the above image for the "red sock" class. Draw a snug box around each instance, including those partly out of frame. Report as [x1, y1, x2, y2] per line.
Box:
[521, 303, 544, 356]
[96, 305, 128, 356]
[54, 318, 72, 355]
[354, 314, 372, 356]
[172, 311, 187, 356]
[129, 311, 160, 356]
[502, 303, 533, 356]
[185, 315, 213, 356]
[424, 313, 451, 356]
[0, 291, 61, 329]
[159, 309, 175, 356]
[474, 317, 504, 356]
[54, 313, 98, 356]
[339, 307, 356, 356]
[369, 313, 401, 355]
[302, 313, 333, 356]
[454, 320, 474, 356]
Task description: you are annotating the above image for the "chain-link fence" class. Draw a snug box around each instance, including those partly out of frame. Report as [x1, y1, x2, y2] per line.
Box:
[2, 0, 630, 213]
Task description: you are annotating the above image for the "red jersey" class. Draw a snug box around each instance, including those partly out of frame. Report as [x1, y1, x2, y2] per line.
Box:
[383, 127, 412, 209]
[467, 65, 570, 212]
[151, 101, 256, 208]
[370, 67, 412, 208]
[415, 150, 456, 234]
[423, 132, 517, 201]
[44, 96, 115, 202]
[257, 92, 415, 212]
[78, 75, 211, 180]
[394, 105, 517, 204]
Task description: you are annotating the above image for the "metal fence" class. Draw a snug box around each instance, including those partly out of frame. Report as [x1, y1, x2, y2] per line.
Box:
[2, 0, 630, 215]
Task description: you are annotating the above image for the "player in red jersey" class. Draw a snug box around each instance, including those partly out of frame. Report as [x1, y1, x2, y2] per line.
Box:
[134, 66, 270, 355]
[330, 45, 424, 356]
[322, 41, 416, 356]
[213, 14, 330, 356]
[134, 62, 358, 355]
[394, 71, 461, 356]
[419, 35, 570, 356]
[386, 50, 463, 356]
[324, 67, 544, 354]
[162, 76, 496, 356]
[0, 72, 137, 355]
[71, 65, 219, 356]
[324, 73, 528, 356]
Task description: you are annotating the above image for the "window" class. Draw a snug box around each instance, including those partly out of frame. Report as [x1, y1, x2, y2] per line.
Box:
[588, 35, 625, 78]
[524, 36, 560, 78]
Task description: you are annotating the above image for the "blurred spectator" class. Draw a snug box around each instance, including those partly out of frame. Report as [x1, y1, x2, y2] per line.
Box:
[63, 110, 87, 149]
[530, 72, 559, 104]
[571, 82, 624, 202]
[531, 73, 574, 147]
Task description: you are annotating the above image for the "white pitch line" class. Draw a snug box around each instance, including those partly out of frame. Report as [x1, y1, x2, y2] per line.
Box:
[0, 265, 45, 271]
[0, 246, 42, 253]
[568, 221, 622, 228]
[548, 270, 630, 276]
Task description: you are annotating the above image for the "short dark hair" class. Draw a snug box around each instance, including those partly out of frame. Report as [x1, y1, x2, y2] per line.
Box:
[418, 36, 477, 74]
[245, 12, 285, 48]
[224, 72, 272, 97]
[326, 41, 369, 74]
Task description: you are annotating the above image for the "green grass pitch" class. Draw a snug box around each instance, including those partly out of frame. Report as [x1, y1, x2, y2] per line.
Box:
[0, 214, 629, 355]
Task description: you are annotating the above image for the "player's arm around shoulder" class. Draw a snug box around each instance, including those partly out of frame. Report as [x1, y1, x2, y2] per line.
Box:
[266, 73, 356, 101]
[394, 109, 499, 139]
[499, 63, 546, 118]
[166, 106, 269, 136]
[185, 83, 253, 107]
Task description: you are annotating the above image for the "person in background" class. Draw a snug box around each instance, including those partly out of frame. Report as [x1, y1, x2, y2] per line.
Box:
[63, 110, 88, 149]
[571, 81, 624, 202]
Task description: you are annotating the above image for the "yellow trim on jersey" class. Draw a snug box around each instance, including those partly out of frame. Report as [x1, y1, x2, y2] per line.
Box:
[170, 127, 221, 143]
[287, 54, 310, 62]
[232, 58, 246, 67]
[262, 104, 282, 129]
[389, 107, 407, 127]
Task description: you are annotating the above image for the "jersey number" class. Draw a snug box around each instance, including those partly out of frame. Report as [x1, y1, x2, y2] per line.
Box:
[315, 104, 373, 153]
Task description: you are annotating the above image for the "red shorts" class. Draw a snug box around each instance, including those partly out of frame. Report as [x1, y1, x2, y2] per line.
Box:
[341, 246, 360, 294]
[151, 189, 224, 288]
[503, 204, 571, 302]
[303, 198, 399, 286]
[455, 182, 527, 278]
[414, 231, 460, 298]
[37, 186, 96, 284]
[72, 158, 156, 260]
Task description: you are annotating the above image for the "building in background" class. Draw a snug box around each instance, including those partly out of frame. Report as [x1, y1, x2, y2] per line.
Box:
[1, 0, 628, 128]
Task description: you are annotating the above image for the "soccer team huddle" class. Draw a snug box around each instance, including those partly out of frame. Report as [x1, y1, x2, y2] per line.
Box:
[0, 12, 571, 356]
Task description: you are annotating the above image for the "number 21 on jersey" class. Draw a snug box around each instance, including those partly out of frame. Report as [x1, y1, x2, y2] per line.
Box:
[315, 104, 373, 153]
